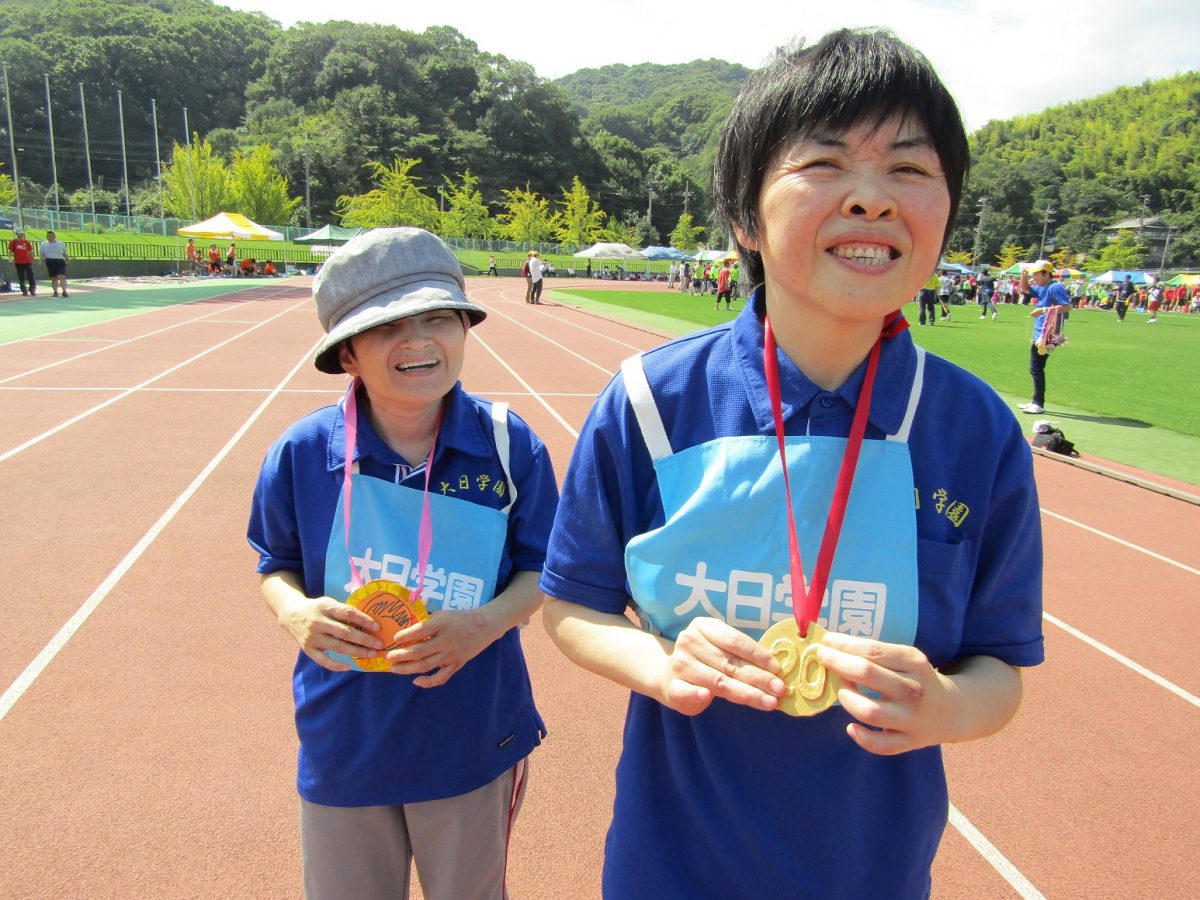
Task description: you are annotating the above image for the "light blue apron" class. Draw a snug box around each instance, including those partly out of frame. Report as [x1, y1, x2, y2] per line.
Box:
[621, 349, 926, 645]
[323, 398, 516, 671]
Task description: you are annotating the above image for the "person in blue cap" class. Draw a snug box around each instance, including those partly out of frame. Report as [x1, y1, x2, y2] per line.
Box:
[248, 227, 558, 900]
[539, 28, 1044, 899]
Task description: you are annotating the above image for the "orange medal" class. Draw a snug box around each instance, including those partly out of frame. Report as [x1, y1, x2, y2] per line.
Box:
[345, 579, 429, 672]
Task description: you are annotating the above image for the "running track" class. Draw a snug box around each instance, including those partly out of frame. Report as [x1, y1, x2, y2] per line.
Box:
[0, 277, 1196, 899]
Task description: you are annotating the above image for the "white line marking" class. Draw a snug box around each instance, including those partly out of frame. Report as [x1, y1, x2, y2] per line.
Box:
[0, 295, 312, 465]
[0, 338, 322, 724]
[0, 303, 234, 385]
[470, 331, 580, 439]
[1043, 612, 1200, 709]
[949, 804, 1046, 900]
[1040, 508, 1199, 575]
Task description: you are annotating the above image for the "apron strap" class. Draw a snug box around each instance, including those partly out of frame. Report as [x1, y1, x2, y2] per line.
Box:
[887, 345, 926, 444]
[620, 354, 673, 461]
[490, 401, 516, 514]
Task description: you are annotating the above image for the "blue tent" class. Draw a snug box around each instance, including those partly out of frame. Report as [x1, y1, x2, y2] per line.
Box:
[642, 245, 691, 261]
[938, 260, 975, 275]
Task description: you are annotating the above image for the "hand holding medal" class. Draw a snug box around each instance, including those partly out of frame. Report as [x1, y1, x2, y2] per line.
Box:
[346, 580, 429, 672]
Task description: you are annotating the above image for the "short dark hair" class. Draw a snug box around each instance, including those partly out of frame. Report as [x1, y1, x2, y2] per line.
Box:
[712, 28, 970, 292]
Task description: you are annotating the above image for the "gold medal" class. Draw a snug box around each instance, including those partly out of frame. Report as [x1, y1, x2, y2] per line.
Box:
[759, 619, 841, 716]
[345, 580, 429, 672]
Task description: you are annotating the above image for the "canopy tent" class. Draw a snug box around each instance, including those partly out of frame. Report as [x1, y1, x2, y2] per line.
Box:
[1164, 273, 1200, 286]
[1089, 270, 1152, 284]
[293, 224, 367, 245]
[1057, 267, 1086, 279]
[693, 249, 728, 262]
[178, 212, 284, 241]
[573, 242, 646, 260]
[938, 261, 974, 275]
[641, 245, 691, 261]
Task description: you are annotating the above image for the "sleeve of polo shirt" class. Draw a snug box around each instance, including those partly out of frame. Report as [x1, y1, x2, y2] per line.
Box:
[957, 421, 1045, 667]
[540, 377, 662, 613]
[247, 435, 304, 577]
[503, 410, 559, 573]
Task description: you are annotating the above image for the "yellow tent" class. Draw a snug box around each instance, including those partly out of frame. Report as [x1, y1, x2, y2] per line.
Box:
[178, 212, 284, 241]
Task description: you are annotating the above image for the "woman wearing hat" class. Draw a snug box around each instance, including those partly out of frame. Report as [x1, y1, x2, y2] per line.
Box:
[248, 227, 558, 899]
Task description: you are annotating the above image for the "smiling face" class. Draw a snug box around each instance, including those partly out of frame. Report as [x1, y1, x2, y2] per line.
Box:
[338, 309, 467, 414]
[736, 116, 950, 331]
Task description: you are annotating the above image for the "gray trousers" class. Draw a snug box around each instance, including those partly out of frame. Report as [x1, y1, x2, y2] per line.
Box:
[300, 759, 529, 900]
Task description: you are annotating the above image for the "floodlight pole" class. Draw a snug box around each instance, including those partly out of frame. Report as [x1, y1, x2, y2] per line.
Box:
[2, 62, 24, 229]
[79, 82, 97, 231]
[117, 89, 131, 221]
[182, 106, 196, 221]
[44, 74, 61, 218]
[303, 131, 312, 228]
[151, 98, 165, 233]
[1159, 226, 1172, 273]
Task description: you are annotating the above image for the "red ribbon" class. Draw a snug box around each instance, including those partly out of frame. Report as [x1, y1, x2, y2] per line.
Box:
[762, 314, 901, 636]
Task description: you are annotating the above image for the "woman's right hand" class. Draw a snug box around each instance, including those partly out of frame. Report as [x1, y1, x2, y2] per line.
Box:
[276, 593, 382, 672]
[661, 617, 785, 716]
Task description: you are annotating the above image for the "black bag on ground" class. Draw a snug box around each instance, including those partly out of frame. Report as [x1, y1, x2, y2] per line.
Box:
[1032, 421, 1077, 456]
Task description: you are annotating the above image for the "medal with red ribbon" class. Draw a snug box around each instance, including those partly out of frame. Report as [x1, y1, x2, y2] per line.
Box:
[757, 313, 904, 715]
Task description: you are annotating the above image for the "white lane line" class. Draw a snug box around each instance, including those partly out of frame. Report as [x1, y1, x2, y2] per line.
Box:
[0, 338, 321, 724]
[0, 304, 233, 385]
[0, 285, 302, 386]
[471, 331, 580, 439]
[470, 283, 648, 357]
[0, 295, 312, 465]
[471, 297, 617, 378]
[949, 804, 1047, 900]
[1043, 612, 1200, 709]
[1040, 508, 1199, 576]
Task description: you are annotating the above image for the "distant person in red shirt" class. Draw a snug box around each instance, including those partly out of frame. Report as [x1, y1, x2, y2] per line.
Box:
[208, 244, 222, 275]
[185, 238, 200, 275]
[8, 229, 36, 296]
[262, 261, 277, 276]
[714, 260, 732, 310]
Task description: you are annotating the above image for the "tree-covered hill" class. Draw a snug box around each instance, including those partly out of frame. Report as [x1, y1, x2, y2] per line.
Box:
[1, 0, 1197, 266]
[954, 72, 1200, 267]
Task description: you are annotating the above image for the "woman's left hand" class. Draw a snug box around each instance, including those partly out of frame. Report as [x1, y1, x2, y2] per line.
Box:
[816, 632, 958, 755]
[386, 609, 494, 688]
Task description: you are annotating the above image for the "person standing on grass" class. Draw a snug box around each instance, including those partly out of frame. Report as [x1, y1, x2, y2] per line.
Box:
[936, 268, 952, 319]
[917, 271, 939, 325]
[8, 229, 36, 296]
[39, 231, 69, 297]
[1115, 275, 1134, 321]
[714, 259, 732, 310]
[1018, 260, 1071, 415]
[540, 28, 1043, 899]
[977, 266, 997, 320]
[248, 227, 558, 900]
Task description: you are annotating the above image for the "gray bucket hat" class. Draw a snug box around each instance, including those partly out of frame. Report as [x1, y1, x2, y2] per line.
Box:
[312, 227, 487, 374]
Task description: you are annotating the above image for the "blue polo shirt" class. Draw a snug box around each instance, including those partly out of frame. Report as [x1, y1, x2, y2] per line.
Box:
[541, 289, 1044, 899]
[249, 382, 557, 806]
[1030, 281, 1071, 343]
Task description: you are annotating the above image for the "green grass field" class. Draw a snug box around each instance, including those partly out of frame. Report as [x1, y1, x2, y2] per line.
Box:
[547, 286, 1200, 486]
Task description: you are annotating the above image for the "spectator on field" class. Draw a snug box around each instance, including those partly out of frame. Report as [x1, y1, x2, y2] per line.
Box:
[39, 231, 69, 297]
[8, 229, 36, 296]
[1017, 260, 1071, 415]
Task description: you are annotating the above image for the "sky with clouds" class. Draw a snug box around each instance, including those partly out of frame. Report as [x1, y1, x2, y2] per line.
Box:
[220, 0, 1199, 131]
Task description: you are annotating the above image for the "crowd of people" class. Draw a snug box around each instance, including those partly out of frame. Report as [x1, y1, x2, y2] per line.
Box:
[183, 238, 281, 278]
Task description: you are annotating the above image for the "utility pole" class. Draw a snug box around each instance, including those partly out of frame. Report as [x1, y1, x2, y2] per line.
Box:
[2, 63, 24, 229]
[681, 182, 692, 215]
[1039, 205, 1054, 258]
[302, 132, 312, 228]
[182, 106, 196, 221]
[1159, 226, 1172, 274]
[1137, 194, 1149, 243]
[972, 197, 988, 265]
[646, 186, 655, 221]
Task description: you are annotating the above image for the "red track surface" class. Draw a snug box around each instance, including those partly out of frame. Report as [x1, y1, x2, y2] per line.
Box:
[1, 277, 1196, 898]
